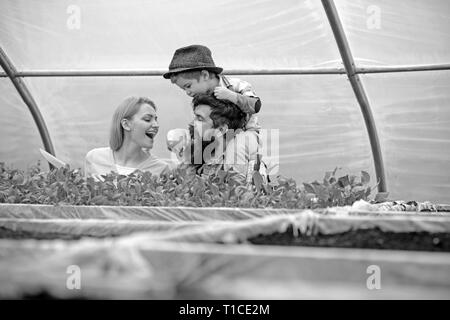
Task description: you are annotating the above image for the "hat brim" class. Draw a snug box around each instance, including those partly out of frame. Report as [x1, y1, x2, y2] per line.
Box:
[163, 66, 223, 79]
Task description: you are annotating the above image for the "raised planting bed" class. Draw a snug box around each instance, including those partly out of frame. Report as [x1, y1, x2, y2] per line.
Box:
[1, 205, 449, 299]
[1, 206, 450, 257]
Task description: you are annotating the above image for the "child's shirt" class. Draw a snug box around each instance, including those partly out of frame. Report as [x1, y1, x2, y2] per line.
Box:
[219, 75, 262, 131]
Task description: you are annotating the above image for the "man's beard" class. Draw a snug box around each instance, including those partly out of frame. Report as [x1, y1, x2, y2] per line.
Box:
[188, 124, 224, 168]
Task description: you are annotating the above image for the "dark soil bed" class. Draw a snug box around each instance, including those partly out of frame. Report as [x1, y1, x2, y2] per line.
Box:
[0, 227, 99, 240]
[247, 226, 450, 252]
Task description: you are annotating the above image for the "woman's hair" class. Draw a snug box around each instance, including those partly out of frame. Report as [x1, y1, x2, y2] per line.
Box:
[109, 96, 157, 151]
[192, 94, 246, 130]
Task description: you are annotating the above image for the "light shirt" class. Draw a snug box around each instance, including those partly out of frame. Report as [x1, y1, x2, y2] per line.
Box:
[84, 147, 173, 180]
[224, 130, 259, 176]
[114, 164, 138, 176]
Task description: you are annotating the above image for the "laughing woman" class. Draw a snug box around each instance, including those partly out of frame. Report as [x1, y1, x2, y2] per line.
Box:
[84, 96, 173, 179]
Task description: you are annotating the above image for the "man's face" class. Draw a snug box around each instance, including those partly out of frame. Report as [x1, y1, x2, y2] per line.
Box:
[174, 75, 211, 97]
[193, 104, 217, 141]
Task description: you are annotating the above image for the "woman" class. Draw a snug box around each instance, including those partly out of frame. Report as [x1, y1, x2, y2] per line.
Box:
[85, 96, 173, 179]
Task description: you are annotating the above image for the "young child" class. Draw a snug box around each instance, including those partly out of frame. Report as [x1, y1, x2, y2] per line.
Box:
[163, 44, 262, 132]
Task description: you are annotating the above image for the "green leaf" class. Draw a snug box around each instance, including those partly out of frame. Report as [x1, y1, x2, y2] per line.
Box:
[91, 195, 106, 205]
[241, 191, 254, 204]
[235, 186, 248, 197]
[210, 183, 220, 196]
[338, 175, 350, 188]
[252, 171, 264, 194]
[303, 183, 316, 194]
[324, 171, 333, 182]
[361, 171, 370, 185]
[349, 175, 356, 185]
[134, 182, 142, 195]
[352, 185, 366, 193]
[315, 185, 329, 202]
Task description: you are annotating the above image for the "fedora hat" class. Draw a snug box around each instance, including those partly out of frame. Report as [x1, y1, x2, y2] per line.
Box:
[163, 45, 223, 79]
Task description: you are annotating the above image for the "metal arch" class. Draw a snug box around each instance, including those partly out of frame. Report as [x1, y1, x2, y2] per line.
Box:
[356, 64, 450, 74]
[0, 46, 55, 169]
[0, 68, 347, 77]
[1, 64, 449, 78]
[321, 0, 387, 192]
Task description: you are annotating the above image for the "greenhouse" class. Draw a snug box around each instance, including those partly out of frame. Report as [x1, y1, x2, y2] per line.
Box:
[0, 0, 449, 300]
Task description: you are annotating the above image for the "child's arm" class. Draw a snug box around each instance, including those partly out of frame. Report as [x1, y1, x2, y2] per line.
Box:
[214, 77, 262, 115]
[214, 87, 261, 114]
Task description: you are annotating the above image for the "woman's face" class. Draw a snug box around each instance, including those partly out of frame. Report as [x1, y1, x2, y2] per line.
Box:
[126, 103, 159, 149]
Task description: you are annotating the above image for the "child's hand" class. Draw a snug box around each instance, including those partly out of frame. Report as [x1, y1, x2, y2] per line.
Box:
[214, 87, 237, 103]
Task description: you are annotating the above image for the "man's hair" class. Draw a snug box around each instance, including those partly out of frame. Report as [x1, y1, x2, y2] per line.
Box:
[109, 96, 157, 151]
[192, 94, 246, 130]
[170, 69, 219, 84]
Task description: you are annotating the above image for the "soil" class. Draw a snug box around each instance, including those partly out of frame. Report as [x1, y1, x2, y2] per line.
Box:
[247, 226, 450, 252]
[0, 227, 94, 240]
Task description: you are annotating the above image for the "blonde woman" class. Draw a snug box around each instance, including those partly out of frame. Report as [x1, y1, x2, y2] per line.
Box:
[85, 96, 172, 179]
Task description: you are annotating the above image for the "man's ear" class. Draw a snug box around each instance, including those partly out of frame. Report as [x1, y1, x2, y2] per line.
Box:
[121, 119, 131, 131]
[200, 70, 210, 80]
[219, 124, 229, 135]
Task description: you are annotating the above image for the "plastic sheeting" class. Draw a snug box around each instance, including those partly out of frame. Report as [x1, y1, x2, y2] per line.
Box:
[0, 203, 298, 220]
[1, 203, 449, 240]
[1, 201, 446, 220]
[1, 0, 450, 203]
[0, 79, 44, 167]
[0, 203, 296, 238]
[0, 219, 222, 238]
[336, 0, 450, 66]
[0, 203, 294, 238]
[0, 0, 341, 70]
[362, 71, 450, 202]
